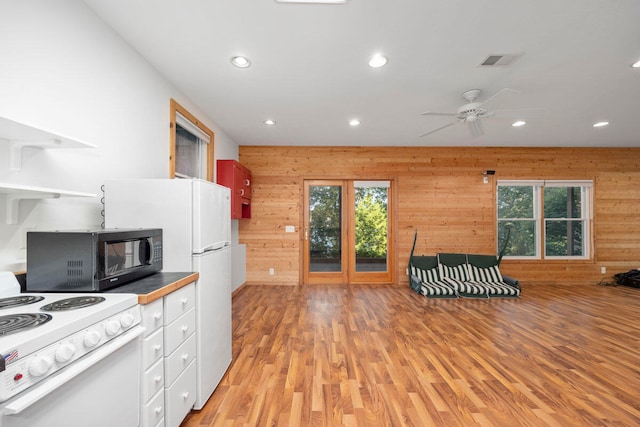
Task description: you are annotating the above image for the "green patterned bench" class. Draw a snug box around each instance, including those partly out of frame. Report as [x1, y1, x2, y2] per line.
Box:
[408, 232, 520, 299]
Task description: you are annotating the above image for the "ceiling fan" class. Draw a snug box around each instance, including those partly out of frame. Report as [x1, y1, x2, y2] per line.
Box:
[420, 88, 520, 138]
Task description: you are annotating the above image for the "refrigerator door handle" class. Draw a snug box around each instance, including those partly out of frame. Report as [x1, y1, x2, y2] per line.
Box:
[198, 241, 229, 253]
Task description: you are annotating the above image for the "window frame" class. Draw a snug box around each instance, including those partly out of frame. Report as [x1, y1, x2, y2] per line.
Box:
[497, 180, 593, 260]
[169, 99, 214, 181]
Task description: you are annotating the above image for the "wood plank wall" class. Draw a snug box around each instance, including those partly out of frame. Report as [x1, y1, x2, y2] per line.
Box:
[238, 146, 640, 287]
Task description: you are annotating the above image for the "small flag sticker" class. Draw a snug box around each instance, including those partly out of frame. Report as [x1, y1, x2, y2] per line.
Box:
[4, 350, 18, 364]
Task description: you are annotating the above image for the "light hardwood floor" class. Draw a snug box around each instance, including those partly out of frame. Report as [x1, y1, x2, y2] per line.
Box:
[182, 283, 640, 426]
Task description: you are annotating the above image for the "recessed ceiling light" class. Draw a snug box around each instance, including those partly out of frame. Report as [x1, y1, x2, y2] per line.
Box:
[231, 56, 251, 68]
[368, 54, 388, 68]
[632, 59, 640, 68]
[263, 119, 276, 126]
[593, 121, 609, 128]
[511, 120, 526, 127]
[349, 119, 361, 127]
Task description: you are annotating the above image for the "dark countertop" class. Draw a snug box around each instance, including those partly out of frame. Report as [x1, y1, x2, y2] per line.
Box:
[105, 272, 199, 305]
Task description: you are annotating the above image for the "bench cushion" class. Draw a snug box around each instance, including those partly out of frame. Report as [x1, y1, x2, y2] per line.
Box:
[418, 281, 457, 298]
[467, 264, 503, 283]
[410, 265, 457, 298]
[437, 253, 469, 281]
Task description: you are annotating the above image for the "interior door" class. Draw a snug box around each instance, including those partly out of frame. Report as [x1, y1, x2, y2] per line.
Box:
[303, 179, 393, 284]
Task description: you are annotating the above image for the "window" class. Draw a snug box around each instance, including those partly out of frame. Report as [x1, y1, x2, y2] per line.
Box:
[497, 180, 593, 259]
[169, 99, 214, 181]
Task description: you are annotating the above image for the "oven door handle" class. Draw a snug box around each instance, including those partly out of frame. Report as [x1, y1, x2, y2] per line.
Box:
[4, 325, 145, 416]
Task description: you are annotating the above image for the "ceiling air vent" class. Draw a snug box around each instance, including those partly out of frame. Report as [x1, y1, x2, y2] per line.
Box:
[480, 53, 521, 67]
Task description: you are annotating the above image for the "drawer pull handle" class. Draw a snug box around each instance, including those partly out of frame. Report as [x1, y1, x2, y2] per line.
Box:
[153, 312, 162, 320]
[182, 392, 190, 400]
[154, 345, 162, 352]
[182, 353, 189, 361]
[245, 179, 250, 186]
[154, 375, 162, 383]
[181, 325, 189, 333]
[154, 406, 162, 414]
[181, 297, 188, 305]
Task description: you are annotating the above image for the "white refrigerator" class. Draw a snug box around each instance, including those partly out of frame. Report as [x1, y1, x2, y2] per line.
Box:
[104, 178, 232, 410]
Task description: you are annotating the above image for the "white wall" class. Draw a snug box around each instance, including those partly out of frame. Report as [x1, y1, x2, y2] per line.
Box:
[0, 0, 240, 271]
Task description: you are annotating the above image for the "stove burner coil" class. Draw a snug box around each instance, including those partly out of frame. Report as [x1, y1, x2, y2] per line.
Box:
[0, 296, 45, 310]
[0, 313, 52, 336]
[40, 296, 106, 312]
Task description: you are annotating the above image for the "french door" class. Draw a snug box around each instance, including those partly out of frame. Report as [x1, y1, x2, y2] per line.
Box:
[303, 179, 393, 284]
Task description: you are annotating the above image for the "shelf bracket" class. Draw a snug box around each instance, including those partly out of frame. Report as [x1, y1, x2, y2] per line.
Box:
[5, 192, 60, 225]
[9, 139, 64, 171]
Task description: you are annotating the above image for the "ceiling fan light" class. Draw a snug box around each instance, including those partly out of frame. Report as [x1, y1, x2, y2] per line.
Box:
[512, 120, 526, 127]
[368, 54, 388, 68]
[231, 56, 251, 68]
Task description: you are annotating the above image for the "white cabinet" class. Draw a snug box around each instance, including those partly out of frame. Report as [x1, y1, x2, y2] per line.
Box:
[163, 284, 196, 427]
[140, 299, 165, 427]
[139, 283, 197, 427]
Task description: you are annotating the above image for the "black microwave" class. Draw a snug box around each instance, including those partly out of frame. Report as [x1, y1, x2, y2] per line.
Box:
[26, 228, 162, 292]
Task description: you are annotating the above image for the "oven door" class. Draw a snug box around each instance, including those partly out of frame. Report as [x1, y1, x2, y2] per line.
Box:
[0, 326, 144, 427]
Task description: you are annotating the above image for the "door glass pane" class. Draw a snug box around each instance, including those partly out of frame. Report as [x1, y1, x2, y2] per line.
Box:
[309, 185, 342, 272]
[354, 181, 389, 272]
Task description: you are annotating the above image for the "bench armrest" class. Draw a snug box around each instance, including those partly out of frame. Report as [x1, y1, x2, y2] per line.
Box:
[409, 274, 422, 292]
[502, 275, 521, 290]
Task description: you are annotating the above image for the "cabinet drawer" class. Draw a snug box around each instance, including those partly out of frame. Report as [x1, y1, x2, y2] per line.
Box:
[165, 360, 196, 427]
[142, 328, 164, 370]
[164, 308, 196, 356]
[164, 283, 195, 325]
[142, 389, 164, 427]
[140, 299, 163, 337]
[165, 333, 196, 386]
[142, 359, 164, 403]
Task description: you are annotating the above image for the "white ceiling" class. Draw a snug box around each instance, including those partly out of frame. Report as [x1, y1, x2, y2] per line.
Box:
[82, 0, 640, 147]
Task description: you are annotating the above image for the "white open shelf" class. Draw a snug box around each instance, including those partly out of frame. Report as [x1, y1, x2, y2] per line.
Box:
[0, 182, 96, 224]
[0, 115, 96, 170]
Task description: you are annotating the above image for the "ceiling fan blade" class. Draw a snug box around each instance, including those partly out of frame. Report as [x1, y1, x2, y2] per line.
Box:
[478, 88, 520, 110]
[419, 111, 457, 117]
[420, 121, 459, 137]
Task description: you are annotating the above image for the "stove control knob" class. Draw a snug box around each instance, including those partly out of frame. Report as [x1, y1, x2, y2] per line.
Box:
[55, 343, 77, 363]
[120, 312, 135, 329]
[105, 320, 121, 337]
[29, 356, 52, 377]
[83, 330, 101, 348]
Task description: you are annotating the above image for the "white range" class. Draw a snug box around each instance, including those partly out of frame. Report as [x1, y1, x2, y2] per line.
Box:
[0, 274, 143, 427]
